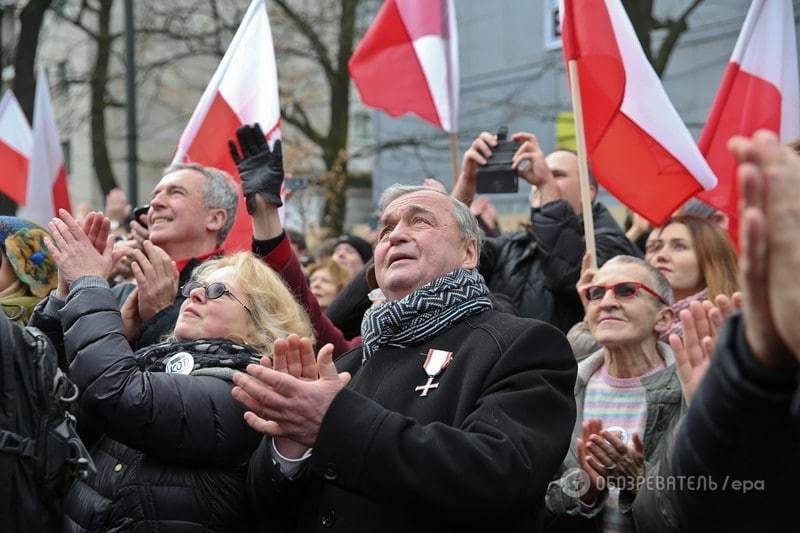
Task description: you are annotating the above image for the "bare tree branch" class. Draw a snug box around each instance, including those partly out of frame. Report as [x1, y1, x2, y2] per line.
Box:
[652, 0, 705, 76]
[271, 0, 335, 83]
[281, 102, 326, 146]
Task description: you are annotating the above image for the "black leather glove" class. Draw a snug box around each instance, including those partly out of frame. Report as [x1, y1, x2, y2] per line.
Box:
[228, 123, 284, 212]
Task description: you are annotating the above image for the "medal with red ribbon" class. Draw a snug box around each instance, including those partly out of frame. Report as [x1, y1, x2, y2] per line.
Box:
[415, 349, 453, 397]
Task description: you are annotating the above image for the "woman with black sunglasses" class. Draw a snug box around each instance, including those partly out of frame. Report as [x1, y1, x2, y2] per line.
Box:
[37, 210, 314, 532]
[545, 255, 682, 533]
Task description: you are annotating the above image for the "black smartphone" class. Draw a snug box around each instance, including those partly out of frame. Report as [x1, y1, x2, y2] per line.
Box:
[475, 127, 521, 194]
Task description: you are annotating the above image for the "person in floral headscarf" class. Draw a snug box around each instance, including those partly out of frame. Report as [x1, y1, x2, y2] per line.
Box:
[0, 216, 57, 324]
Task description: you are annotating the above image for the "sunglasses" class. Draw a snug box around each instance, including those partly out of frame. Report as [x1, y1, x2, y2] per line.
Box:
[181, 280, 253, 317]
[583, 281, 668, 306]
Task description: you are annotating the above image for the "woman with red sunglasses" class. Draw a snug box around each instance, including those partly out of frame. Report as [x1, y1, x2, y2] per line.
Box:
[546, 255, 682, 533]
[569, 215, 739, 361]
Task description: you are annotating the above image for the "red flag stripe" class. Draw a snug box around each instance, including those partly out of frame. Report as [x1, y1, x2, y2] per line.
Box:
[51, 165, 71, 214]
[0, 141, 29, 205]
[698, 64, 782, 220]
[595, 112, 702, 224]
[184, 93, 254, 254]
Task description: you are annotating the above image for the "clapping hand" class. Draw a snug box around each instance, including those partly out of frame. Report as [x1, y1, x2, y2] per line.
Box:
[232, 337, 351, 448]
[587, 431, 645, 493]
[575, 419, 605, 505]
[46, 209, 114, 289]
[669, 296, 740, 405]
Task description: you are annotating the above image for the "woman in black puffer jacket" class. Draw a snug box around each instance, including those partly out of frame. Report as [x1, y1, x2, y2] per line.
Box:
[40, 214, 314, 532]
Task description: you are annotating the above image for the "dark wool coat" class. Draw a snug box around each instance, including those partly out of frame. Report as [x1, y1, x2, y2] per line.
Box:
[56, 285, 262, 532]
[247, 310, 578, 532]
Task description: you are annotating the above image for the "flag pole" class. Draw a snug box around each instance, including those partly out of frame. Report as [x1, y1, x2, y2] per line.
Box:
[449, 132, 459, 182]
[568, 60, 597, 270]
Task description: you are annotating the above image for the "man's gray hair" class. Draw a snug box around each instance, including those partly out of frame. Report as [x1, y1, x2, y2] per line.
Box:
[378, 184, 482, 255]
[603, 255, 674, 306]
[163, 163, 238, 246]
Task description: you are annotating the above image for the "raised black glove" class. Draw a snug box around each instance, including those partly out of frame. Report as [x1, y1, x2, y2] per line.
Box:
[228, 123, 284, 212]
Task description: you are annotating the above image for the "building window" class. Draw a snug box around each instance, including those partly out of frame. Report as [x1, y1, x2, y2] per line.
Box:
[544, 0, 562, 50]
[351, 110, 372, 141]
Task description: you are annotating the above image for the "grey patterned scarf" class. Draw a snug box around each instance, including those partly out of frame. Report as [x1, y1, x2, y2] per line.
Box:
[360, 268, 493, 362]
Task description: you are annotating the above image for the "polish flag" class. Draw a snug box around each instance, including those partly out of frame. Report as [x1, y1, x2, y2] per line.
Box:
[172, 0, 280, 252]
[561, 0, 717, 226]
[698, 0, 799, 237]
[0, 91, 32, 206]
[349, 0, 458, 132]
[18, 67, 71, 226]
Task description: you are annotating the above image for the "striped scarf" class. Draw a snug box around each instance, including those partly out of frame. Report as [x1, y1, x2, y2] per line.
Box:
[360, 268, 493, 362]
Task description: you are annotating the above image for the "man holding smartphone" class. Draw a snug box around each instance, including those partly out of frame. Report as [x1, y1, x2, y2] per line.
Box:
[452, 130, 639, 332]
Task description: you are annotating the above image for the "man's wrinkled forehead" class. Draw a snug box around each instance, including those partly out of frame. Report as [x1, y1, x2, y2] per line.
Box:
[379, 204, 437, 227]
[152, 168, 205, 196]
[379, 191, 451, 225]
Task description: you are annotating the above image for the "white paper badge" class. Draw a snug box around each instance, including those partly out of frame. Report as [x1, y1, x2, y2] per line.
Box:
[165, 352, 195, 375]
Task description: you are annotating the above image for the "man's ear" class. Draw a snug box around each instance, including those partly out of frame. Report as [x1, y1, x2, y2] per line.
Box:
[206, 208, 227, 234]
[590, 184, 598, 202]
[653, 306, 674, 334]
[461, 239, 478, 269]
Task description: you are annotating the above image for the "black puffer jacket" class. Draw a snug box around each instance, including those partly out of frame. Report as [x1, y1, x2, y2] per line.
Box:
[479, 200, 640, 332]
[55, 280, 262, 532]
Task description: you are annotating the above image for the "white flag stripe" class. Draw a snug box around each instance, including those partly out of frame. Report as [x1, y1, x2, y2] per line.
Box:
[607, 0, 717, 190]
[413, 36, 452, 131]
[778, 7, 800, 141]
[19, 67, 64, 225]
[733, 0, 800, 141]
[218, 1, 280, 128]
[445, 0, 459, 132]
[0, 92, 32, 157]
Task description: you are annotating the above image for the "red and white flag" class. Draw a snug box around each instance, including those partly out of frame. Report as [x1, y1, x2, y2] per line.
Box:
[561, 0, 717, 226]
[349, 0, 458, 132]
[18, 67, 71, 226]
[698, 0, 799, 235]
[172, 0, 281, 252]
[0, 91, 32, 206]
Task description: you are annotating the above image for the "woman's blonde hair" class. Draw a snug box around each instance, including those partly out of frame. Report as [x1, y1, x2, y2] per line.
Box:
[191, 252, 314, 356]
[307, 258, 352, 295]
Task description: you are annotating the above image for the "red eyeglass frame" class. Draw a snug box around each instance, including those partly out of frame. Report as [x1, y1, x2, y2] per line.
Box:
[582, 281, 668, 306]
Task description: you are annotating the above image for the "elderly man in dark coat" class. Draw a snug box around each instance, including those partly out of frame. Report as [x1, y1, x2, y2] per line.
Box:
[232, 184, 578, 532]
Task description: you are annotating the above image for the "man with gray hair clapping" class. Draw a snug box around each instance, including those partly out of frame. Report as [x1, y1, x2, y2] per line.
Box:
[233, 184, 578, 532]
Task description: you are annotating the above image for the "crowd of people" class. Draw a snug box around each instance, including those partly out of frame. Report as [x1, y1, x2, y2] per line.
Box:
[0, 123, 798, 532]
